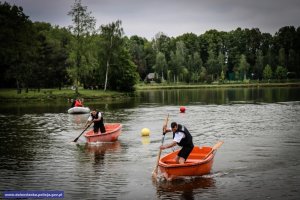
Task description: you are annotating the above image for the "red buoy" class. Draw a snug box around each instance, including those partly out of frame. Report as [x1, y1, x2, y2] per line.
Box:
[180, 106, 186, 113]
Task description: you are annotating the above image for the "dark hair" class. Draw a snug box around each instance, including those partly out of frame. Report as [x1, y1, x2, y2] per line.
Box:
[171, 122, 177, 128]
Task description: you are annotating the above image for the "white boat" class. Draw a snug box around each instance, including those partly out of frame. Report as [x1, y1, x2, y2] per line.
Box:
[68, 107, 90, 114]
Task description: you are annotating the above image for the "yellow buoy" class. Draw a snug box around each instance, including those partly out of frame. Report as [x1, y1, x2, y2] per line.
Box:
[141, 128, 150, 136]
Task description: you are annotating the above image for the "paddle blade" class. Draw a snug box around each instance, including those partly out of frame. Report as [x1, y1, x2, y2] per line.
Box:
[72, 124, 91, 143]
[212, 141, 224, 150]
[73, 137, 80, 143]
[152, 170, 158, 179]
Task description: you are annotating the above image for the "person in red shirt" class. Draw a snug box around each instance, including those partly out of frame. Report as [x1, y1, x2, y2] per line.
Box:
[74, 98, 83, 107]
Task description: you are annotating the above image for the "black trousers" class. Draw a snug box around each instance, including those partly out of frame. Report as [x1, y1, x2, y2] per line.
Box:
[93, 122, 106, 133]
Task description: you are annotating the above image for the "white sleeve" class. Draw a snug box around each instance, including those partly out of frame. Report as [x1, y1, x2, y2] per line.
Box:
[97, 112, 102, 118]
[88, 116, 92, 121]
[173, 132, 185, 143]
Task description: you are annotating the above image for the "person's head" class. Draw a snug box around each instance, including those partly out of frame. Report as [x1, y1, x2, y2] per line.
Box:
[171, 122, 178, 132]
[91, 109, 97, 116]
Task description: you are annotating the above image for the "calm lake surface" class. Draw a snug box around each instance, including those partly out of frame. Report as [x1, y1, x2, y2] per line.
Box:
[0, 87, 300, 200]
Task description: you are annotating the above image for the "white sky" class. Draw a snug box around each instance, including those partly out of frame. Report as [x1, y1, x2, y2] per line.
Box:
[3, 0, 300, 40]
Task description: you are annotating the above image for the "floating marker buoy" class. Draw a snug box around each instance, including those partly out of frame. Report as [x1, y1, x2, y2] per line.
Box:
[180, 106, 186, 113]
[141, 128, 150, 136]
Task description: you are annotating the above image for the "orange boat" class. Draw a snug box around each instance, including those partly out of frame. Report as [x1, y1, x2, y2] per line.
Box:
[84, 123, 122, 143]
[158, 141, 223, 181]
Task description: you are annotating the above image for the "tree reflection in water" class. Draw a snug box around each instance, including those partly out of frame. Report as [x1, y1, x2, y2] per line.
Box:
[76, 141, 121, 166]
[84, 142, 121, 164]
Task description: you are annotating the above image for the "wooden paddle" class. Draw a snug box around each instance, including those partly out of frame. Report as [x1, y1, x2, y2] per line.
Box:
[73, 122, 92, 142]
[202, 141, 224, 160]
[152, 114, 169, 178]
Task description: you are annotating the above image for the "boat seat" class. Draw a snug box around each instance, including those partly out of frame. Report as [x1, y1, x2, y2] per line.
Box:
[163, 158, 200, 164]
[163, 160, 178, 164]
[188, 154, 208, 159]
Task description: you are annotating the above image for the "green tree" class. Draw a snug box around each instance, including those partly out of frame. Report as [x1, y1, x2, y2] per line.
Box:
[68, 0, 96, 93]
[97, 20, 138, 91]
[176, 33, 199, 55]
[254, 50, 264, 79]
[265, 47, 276, 71]
[287, 49, 296, 73]
[278, 48, 286, 67]
[33, 22, 71, 89]
[169, 41, 186, 82]
[206, 48, 218, 81]
[238, 54, 249, 80]
[225, 28, 247, 73]
[99, 20, 123, 91]
[0, 2, 36, 92]
[275, 66, 287, 79]
[193, 52, 203, 79]
[244, 28, 262, 67]
[199, 67, 207, 82]
[187, 52, 203, 83]
[112, 48, 139, 91]
[220, 70, 225, 82]
[295, 27, 300, 77]
[153, 32, 171, 60]
[153, 51, 167, 82]
[128, 35, 147, 80]
[274, 26, 296, 54]
[217, 51, 226, 80]
[263, 64, 273, 80]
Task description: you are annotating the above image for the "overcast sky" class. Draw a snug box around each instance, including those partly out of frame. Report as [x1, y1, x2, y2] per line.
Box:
[4, 0, 300, 39]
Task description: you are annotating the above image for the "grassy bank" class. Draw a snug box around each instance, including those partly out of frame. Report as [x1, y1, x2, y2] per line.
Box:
[0, 88, 132, 101]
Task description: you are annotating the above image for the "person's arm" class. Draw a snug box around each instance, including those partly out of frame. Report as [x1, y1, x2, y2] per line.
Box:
[163, 126, 171, 134]
[160, 141, 177, 150]
[160, 132, 184, 150]
[84, 116, 93, 128]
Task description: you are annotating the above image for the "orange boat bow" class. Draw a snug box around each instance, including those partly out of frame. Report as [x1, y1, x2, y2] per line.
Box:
[84, 123, 122, 143]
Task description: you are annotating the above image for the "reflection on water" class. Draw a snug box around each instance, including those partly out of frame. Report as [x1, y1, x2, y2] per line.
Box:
[84, 141, 122, 154]
[137, 87, 300, 105]
[82, 142, 122, 165]
[1, 87, 299, 116]
[154, 177, 215, 200]
[141, 136, 150, 145]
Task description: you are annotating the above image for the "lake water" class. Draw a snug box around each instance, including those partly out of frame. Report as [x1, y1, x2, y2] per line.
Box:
[0, 87, 300, 199]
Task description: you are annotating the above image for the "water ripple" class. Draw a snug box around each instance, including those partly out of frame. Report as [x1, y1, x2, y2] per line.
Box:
[0, 102, 299, 199]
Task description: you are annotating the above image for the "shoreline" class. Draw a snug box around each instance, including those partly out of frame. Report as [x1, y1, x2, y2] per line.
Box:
[1, 82, 299, 101]
[135, 82, 300, 90]
[0, 88, 134, 102]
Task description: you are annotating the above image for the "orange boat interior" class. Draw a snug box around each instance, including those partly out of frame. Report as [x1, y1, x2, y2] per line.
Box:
[104, 123, 121, 132]
[85, 123, 121, 136]
[161, 146, 213, 165]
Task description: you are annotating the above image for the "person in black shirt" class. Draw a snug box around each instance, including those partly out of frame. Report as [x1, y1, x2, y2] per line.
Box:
[160, 122, 194, 164]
